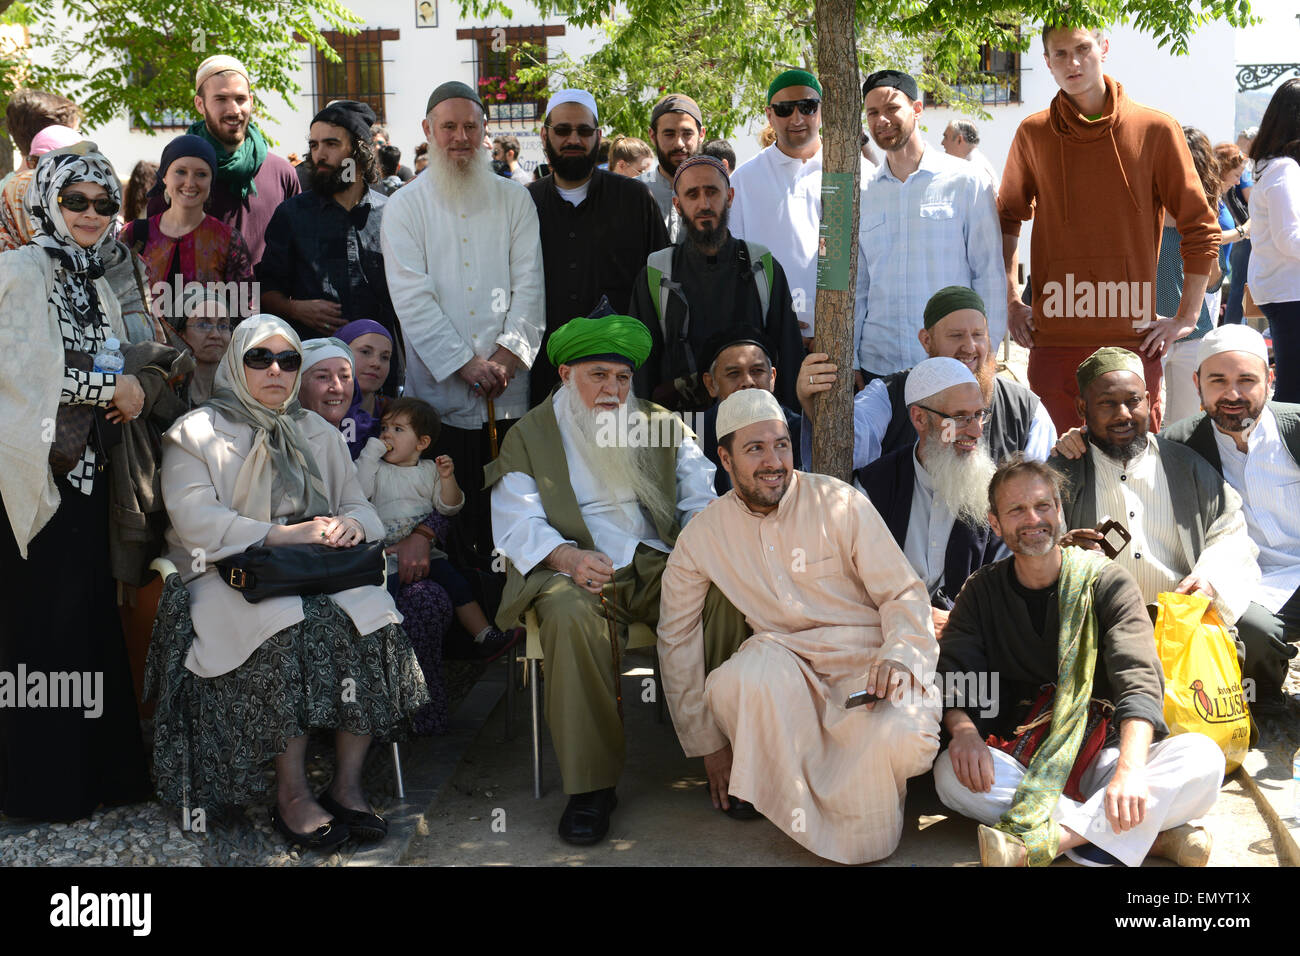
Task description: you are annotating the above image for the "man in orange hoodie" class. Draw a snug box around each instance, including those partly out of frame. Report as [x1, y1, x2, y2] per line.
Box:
[998, 24, 1219, 432]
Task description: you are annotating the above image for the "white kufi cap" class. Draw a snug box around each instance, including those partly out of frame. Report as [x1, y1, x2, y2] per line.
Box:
[904, 356, 978, 406]
[716, 388, 786, 440]
[1196, 324, 1270, 370]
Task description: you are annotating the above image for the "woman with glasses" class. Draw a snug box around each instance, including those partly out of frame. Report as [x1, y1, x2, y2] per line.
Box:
[0, 142, 153, 821]
[177, 289, 234, 405]
[152, 314, 429, 850]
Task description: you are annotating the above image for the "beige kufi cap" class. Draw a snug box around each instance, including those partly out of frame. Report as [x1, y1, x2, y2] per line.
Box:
[716, 388, 786, 440]
[196, 55, 250, 93]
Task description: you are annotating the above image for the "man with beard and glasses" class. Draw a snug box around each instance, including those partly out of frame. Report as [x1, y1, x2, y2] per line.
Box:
[382, 81, 544, 561]
[257, 101, 402, 388]
[639, 93, 705, 242]
[486, 313, 746, 846]
[1046, 348, 1260, 665]
[730, 69, 832, 340]
[934, 456, 1223, 868]
[855, 69, 1004, 385]
[148, 55, 300, 262]
[855, 357, 1006, 638]
[526, 89, 669, 405]
[798, 286, 1055, 470]
[629, 155, 803, 413]
[658, 387, 941, 864]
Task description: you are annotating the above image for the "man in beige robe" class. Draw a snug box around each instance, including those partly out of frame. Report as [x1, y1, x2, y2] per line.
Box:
[658, 388, 942, 864]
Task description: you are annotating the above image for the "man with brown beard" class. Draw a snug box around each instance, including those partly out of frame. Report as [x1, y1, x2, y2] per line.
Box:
[526, 89, 669, 404]
[639, 93, 706, 242]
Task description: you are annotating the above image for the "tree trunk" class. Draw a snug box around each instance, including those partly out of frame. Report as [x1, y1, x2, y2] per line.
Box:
[810, 0, 860, 482]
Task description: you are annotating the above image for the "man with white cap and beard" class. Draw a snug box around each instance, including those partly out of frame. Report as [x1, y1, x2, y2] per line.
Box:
[381, 80, 544, 559]
[658, 387, 941, 864]
[855, 357, 1006, 637]
[527, 88, 669, 404]
[486, 313, 747, 846]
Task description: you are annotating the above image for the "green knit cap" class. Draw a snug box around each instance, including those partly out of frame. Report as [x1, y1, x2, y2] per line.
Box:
[1075, 347, 1145, 392]
[768, 69, 822, 102]
[923, 285, 987, 330]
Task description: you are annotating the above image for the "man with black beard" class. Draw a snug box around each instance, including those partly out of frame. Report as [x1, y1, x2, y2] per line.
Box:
[629, 155, 803, 413]
[856, 357, 1005, 637]
[526, 89, 669, 405]
[640, 93, 706, 242]
[257, 100, 402, 374]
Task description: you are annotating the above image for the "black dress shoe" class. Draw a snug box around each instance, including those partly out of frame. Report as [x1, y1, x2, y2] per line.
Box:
[558, 788, 618, 845]
[723, 796, 760, 820]
[269, 805, 350, 851]
[318, 790, 388, 841]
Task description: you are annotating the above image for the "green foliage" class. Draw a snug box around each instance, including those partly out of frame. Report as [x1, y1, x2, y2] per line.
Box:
[0, 0, 365, 135]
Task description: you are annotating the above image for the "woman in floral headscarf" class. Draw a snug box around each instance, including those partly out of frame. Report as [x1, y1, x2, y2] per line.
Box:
[0, 142, 153, 821]
[151, 314, 429, 851]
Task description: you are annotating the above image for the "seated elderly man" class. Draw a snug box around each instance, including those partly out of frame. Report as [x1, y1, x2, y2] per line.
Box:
[486, 313, 746, 846]
[935, 456, 1224, 867]
[658, 388, 941, 865]
[798, 286, 1055, 469]
[855, 357, 1005, 635]
[696, 325, 802, 493]
[1049, 348, 1265, 704]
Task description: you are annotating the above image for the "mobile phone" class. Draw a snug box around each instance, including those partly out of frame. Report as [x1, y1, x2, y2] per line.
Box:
[846, 688, 886, 708]
[1094, 515, 1131, 560]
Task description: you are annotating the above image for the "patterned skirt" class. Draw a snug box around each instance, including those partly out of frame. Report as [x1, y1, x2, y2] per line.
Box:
[144, 576, 430, 811]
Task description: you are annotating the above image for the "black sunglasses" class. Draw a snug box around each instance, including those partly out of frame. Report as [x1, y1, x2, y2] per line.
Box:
[544, 123, 599, 139]
[770, 98, 821, 118]
[57, 193, 121, 216]
[243, 347, 303, 371]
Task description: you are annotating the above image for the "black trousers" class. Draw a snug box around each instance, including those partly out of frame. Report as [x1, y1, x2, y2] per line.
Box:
[431, 418, 518, 566]
[1235, 592, 1300, 706]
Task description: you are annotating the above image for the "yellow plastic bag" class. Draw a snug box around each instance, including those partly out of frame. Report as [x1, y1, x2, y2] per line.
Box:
[1154, 592, 1250, 773]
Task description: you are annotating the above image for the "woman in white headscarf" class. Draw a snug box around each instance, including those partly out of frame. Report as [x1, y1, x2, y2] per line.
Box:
[152, 314, 429, 851]
[0, 142, 153, 822]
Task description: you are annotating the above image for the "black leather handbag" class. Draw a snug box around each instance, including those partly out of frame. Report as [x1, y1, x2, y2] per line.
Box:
[216, 540, 386, 603]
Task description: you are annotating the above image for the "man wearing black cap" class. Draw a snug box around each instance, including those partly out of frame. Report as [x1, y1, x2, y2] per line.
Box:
[855, 69, 1004, 384]
[640, 93, 706, 242]
[257, 101, 401, 368]
[629, 155, 803, 415]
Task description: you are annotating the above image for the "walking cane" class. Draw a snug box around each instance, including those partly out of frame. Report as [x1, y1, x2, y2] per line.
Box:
[485, 396, 499, 458]
[600, 585, 624, 725]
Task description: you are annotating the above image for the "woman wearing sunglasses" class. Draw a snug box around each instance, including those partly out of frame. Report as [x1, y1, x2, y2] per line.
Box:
[0, 142, 154, 821]
[152, 314, 429, 850]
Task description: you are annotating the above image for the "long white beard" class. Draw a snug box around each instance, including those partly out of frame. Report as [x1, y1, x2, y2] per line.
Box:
[559, 383, 673, 530]
[425, 142, 495, 204]
[922, 432, 997, 528]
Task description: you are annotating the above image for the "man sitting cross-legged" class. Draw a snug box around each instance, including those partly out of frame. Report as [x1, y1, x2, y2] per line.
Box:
[935, 456, 1224, 867]
[486, 313, 747, 847]
[658, 388, 941, 865]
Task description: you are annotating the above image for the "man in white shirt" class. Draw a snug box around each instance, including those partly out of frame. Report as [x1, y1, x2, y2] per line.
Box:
[485, 313, 745, 846]
[856, 70, 1005, 383]
[941, 119, 999, 190]
[730, 68, 825, 340]
[381, 81, 545, 558]
[639, 93, 705, 243]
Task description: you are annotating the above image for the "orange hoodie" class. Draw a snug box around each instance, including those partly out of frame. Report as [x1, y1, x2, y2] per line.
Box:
[997, 75, 1219, 349]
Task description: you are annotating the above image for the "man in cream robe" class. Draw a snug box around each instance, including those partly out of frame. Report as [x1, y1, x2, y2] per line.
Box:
[658, 388, 941, 864]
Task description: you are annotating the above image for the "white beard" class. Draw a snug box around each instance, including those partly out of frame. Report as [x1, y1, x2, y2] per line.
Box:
[425, 143, 495, 204]
[921, 432, 997, 528]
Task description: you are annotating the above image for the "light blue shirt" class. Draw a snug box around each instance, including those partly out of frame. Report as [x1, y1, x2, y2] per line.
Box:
[853, 146, 1006, 375]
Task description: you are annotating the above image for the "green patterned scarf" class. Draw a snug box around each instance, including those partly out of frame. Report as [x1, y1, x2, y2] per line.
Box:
[997, 547, 1111, 866]
[187, 120, 269, 198]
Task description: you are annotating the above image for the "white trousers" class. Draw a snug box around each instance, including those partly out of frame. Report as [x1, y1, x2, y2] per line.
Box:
[934, 733, 1225, 866]
[1161, 337, 1204, 425]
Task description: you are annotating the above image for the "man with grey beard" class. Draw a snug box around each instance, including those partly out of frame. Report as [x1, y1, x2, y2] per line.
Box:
[486, 313, 747, 846]
[856, 357, 1006, 637]
[381, 80, 544, 558]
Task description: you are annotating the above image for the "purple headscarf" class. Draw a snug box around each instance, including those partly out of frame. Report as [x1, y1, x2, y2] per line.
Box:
[338, 319, 393, 459]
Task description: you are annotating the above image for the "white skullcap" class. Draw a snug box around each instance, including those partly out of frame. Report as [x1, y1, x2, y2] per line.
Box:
[300, 337, 354, 375]
[904, 356, 978, 406]
[545, 89, 598, 124]
[716, 388, 786, 440]
[196, 55, 250, 94]
[1196, 324, 1270, 370]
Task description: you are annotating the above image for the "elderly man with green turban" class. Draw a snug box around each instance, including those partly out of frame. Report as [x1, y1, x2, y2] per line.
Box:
[486, 312, 747, 846]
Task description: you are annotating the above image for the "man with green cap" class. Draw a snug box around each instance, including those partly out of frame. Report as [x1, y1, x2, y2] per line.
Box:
[486, 312, 746, 846]
[731, 68, 836, 340]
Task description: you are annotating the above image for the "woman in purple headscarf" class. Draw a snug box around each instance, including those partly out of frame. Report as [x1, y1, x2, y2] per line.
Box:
[338, 319, 393, 459]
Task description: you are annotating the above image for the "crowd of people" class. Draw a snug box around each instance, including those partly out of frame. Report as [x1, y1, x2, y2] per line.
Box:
[0, 21, 1297, 868]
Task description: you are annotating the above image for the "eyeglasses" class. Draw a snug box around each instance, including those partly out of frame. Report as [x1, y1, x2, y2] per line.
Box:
[916, 404, 989, 429]
[57, 193, 121, 216]
[243, 347, 302, 371]
[769, 99, 821, 118]
[192, 320, 233, 334]
[544, 123, 599, 139]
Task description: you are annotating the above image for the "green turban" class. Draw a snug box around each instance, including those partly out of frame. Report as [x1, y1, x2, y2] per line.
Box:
[1075, 346, 1145, 393]
[768, 69, 822, 102]
[547, 314, 653, 370]
[923, 285, 987, 330]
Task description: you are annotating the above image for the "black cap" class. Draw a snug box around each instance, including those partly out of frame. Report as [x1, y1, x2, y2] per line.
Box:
[862, 69, 919, 103]
[698, 325, 775, 375]
[312, 100, 378, 145]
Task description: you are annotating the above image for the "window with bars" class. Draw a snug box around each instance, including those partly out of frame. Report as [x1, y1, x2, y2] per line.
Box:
[456, 24, 565, 124]
[130, 59, 191, 131]
[314, 29, 398, 122]
[926, 32, 1022, 107]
